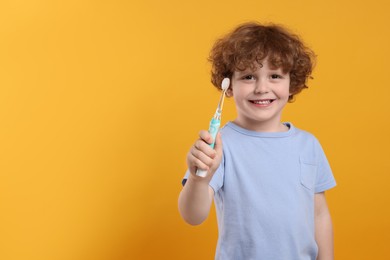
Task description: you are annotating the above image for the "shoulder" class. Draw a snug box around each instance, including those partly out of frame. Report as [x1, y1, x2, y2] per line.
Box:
[291, 124, 329, 161]
[291, 124, 320, 144]
[292, 123, 315, 138]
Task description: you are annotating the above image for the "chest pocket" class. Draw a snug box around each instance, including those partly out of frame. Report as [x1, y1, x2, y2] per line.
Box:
[300, 156, 317, 191]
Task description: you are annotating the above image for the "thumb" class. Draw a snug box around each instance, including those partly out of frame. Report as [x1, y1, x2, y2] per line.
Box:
[214, 132, 223, 156]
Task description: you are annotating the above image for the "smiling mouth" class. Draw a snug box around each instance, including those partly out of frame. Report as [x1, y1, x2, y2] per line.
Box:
[250, 99, 275, 105]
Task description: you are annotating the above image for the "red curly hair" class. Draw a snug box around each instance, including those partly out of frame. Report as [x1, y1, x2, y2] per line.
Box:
[209, 22, 316, 102]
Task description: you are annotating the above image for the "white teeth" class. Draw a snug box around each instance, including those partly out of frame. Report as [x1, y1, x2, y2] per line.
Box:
[253, 100, 271, 105]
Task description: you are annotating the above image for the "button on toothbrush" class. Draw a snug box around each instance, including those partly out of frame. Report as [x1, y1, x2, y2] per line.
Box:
[196, 78, 230, 177]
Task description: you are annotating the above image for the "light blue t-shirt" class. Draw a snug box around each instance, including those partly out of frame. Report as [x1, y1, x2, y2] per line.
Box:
[183, 122, 336, 260]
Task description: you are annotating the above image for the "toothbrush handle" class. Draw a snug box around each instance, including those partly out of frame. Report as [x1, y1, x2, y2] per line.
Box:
[196, 117, 221, 177]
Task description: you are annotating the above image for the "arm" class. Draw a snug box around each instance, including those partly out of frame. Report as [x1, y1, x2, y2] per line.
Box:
[315, 192, 334, 260]
[178, 131, 222, 225]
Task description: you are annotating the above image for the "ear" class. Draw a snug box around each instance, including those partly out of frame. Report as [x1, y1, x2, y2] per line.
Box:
[225, 87, 233, 97]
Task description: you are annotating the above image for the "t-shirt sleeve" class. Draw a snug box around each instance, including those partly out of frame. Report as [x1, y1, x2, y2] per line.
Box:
[314, 139, 336, 193]
[181, 155, 225, 194]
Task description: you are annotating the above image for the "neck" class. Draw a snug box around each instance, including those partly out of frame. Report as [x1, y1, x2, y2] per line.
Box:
[232, 119, 289, 133]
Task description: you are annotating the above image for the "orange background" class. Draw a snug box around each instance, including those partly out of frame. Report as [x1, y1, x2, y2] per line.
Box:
[1, 0, 389, 259]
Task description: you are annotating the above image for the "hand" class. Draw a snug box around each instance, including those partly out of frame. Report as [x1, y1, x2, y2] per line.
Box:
[186, 130, 223, 179]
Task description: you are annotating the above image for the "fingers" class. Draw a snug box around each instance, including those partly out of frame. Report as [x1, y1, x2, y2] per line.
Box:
[188, 140, 215, 171]
[198, 130, 214, 145]
[195, 132, 217, 158]
[187, 131, 223, 177]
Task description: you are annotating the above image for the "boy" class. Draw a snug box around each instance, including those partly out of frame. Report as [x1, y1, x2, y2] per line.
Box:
[178, 22, 336, 260]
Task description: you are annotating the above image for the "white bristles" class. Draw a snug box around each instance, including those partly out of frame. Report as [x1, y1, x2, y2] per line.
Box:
[216, 78, 230, 112]
[221, 78, 230, 91]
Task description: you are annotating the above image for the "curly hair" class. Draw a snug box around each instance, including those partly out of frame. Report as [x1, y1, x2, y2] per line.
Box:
[209, 22, 316, 102]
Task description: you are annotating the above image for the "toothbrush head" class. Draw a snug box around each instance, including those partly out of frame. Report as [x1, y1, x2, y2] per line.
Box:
[221, 78, 230, 91]
[216, 78, 230, 113]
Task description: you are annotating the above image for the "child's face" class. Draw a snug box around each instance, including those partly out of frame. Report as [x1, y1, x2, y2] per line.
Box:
[228, 59, 290, 132]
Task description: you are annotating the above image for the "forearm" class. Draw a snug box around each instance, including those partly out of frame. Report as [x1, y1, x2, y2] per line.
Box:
[178, 175, 213, 225]
[179, 130, 221, 225]
[315, 193, 334, 260]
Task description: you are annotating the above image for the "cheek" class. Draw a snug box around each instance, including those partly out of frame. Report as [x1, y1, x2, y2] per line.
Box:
[281, 83, 291, 98]
[231, 87, 246, 101]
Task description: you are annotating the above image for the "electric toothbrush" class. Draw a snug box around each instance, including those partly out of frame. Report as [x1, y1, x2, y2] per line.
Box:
[196, 78, 230, 177]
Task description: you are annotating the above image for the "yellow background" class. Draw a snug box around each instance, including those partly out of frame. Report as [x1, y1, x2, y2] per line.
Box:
[1, 0, 389, 259]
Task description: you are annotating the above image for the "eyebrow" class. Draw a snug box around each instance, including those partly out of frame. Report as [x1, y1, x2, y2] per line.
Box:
[235, 67, 285, 74]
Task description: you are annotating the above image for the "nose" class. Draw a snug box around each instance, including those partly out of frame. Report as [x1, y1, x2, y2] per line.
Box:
[254, 79, 269, 94]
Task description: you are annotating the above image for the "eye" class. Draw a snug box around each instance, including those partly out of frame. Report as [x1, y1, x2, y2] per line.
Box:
[242, 75, 255, 80]
[270, 74, 282, 79]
